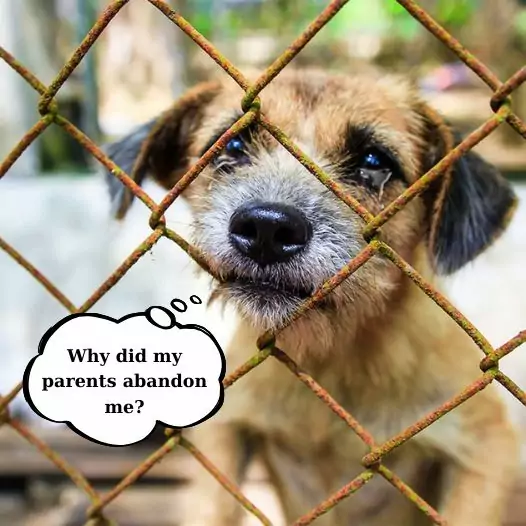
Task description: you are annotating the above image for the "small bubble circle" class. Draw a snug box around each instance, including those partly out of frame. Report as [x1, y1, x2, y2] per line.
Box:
[145, 306, 177, 329]
[190, 295, 203, 305]
[170, 298, 188, 313]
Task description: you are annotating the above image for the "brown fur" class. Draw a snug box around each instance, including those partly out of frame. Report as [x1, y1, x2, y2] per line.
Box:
[106, 67, 519, 525]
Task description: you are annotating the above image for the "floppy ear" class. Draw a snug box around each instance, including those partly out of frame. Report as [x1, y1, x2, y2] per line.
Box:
[418, 104, 518, 275]
[103, 81, 221, 219]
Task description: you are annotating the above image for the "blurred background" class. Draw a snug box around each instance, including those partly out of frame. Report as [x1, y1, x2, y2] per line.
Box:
[0, 0, 525, 524]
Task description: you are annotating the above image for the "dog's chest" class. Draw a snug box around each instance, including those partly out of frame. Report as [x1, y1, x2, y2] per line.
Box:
[219, 346, 454, 456]
[221, 358, 336, 436]
[219, 358, 340, 443]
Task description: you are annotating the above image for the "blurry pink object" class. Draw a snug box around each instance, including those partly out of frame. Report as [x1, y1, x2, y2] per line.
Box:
[420, 63, 476, 93]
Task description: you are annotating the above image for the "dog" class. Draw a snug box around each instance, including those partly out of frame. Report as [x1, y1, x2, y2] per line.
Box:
[104, 68, 520, 526]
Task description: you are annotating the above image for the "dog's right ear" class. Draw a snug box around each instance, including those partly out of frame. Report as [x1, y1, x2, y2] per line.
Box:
[103, 81, 222, 219]
[416, 102, 517, 275]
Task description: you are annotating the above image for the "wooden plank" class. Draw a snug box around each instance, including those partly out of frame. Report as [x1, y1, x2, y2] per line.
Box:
[18, 480, 526, 526]
[0, 426, 193, 480]
[2, 426, 525, 524]
[0, 425, 268, 481]
[21, 484, 283, 526]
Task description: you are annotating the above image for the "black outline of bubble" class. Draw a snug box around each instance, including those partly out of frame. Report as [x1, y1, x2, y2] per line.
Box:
[190, 295, 202, 305]
[144, 306, 178, 328]
[170, 298, 188, 313]
[22, 309, 226, 448]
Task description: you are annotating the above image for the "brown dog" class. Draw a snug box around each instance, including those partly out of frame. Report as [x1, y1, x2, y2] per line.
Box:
[105, 68, 519, 526]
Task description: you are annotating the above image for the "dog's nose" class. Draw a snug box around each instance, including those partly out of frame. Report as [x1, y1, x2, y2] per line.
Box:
[229, 202, 312, 265]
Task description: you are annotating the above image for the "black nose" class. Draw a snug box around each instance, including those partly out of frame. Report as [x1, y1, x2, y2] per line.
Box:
[229, 202, 312, 265]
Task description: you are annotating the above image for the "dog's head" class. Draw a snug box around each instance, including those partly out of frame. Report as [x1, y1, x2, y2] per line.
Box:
[105, 69, 516, 341]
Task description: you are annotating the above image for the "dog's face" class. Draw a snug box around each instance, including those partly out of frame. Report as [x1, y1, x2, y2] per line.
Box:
[106, 69, 516, 340]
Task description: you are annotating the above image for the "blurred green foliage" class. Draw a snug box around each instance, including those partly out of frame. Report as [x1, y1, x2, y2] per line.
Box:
[516, 8, 526, 36]
[435, 0, 478, 26]
[187, 0, 486, 42]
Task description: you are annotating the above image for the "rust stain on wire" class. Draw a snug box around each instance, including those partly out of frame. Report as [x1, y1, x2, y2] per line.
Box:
[362, 372, 495, 467]
[480, 330, 526, 372]
[180, 436, 273, 526]
[396, 0, 525, 137]
[378, 464, 446, 525]
[377, 241, 493, 355]
[495, 372, 526, 406]
[56, 115, 160, 213]
[363, 107, 508, 237]
[223, 345, 273, 389]
[39, 0, 131, 115]
[0, 236, 76, 311]
[242, 0, 350, 109]
[256, 243, 376, 350]
[164, 227, 216, 276]
[0, 46, 47, 93]
[0, 383, 23, 415]
[491, 66, 526, 110]
[272, 347, 376, 447]
[293, 470, 375, 526]
[147, 0, 249, 90]
[10, 419, 100, 501]
[396, 0, 500, 89]
[150, 108, 259, 226]
[77, 227, 165, 314]
[88, 434, 182, 517]
[0, 117, 54, 180]
[260, 115, 374, 223]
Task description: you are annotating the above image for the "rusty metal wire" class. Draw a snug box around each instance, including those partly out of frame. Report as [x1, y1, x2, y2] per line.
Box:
[0, 0, 525, 524]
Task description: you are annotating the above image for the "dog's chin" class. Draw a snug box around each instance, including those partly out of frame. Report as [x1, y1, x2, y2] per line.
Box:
[211, 276, 316, 331]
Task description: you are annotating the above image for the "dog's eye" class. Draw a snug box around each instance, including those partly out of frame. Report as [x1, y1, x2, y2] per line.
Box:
[225, 137, 246, 157]
[362, 150, 384, 170]
[212, 134, 251, 172]
[355, 148, 398, 193]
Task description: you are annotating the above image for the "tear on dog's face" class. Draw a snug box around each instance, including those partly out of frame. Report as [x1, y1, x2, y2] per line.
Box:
[105, 69, 516, 347]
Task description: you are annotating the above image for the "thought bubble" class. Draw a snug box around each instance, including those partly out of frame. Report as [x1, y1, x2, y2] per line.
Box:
[23, 299, 225, 446]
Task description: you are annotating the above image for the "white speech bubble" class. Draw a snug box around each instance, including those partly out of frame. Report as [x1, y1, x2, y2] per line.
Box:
[23, 305, 225, 446]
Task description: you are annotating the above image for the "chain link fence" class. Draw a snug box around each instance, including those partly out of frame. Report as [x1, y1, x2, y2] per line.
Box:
[1, 0, 525, 524]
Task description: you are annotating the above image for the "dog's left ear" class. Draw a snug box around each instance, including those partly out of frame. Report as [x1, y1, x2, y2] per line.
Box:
[417, 104, 518, 275]
[102, 81, 222, 219]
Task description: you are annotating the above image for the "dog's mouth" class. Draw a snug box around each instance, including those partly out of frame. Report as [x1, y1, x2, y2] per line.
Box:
[221, 273, 316, 300]
[210, 270, 335, 329]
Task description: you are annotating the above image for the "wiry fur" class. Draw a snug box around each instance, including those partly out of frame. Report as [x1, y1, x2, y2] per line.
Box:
[195, 147, 383, 333]
[104, 68, 519, 526]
